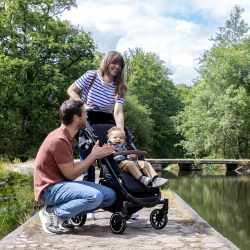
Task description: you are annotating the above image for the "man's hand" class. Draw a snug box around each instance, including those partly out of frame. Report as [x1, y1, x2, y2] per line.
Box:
[91, 140, 114, 159]
[130, 154, 137, 160]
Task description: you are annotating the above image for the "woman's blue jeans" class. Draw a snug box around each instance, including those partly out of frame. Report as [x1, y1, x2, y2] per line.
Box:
[79, 149, 95, 182]
[41, 180, 117, 221]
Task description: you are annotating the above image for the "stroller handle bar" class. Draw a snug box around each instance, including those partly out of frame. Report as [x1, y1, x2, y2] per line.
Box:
[113, 150, 147, 157]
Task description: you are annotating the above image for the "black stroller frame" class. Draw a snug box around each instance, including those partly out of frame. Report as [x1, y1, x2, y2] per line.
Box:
[70, 111, 169, 234]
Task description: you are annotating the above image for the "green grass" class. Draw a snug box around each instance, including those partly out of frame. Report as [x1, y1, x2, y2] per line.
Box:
[0, 164, 43, 240]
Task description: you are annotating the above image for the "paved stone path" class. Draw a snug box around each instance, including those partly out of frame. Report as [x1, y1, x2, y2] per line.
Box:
[0, 194, 238, 249]
[0, 163, 239, 249]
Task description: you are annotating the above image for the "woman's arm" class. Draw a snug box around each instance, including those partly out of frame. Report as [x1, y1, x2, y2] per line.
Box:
[67, 83, 82, 101]
[114, 103, 124, 131]
[67, 82, 94, 109]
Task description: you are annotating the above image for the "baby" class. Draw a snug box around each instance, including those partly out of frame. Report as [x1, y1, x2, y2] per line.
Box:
[105, 127, 168, 188]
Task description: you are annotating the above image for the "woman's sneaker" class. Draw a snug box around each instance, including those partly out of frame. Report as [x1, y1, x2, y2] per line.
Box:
[39, 207, 61, 234]
[152, 177, 169, 188]
[87, 213, 96, 220]
[140, 176, 152, 186]
[131, 213, 139, 219]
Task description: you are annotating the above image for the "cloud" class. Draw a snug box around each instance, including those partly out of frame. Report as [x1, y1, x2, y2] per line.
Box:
[61, 0, 250, 86]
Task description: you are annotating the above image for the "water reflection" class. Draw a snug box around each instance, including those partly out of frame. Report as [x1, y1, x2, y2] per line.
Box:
[162, 170, 250, 250]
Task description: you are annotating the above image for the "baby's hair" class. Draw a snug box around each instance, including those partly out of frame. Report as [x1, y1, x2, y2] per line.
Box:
[106, 126, 126, 140]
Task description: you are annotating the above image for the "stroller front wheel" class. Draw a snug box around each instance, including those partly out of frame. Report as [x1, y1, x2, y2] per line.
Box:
[110, 213, 127, 234]
[150, 209, 168, 229]
[69, 215, 87, 227]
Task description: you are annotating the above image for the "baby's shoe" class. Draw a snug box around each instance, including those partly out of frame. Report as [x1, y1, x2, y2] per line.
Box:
[140, 176, 152, 186]
[152, 177, 168, 188]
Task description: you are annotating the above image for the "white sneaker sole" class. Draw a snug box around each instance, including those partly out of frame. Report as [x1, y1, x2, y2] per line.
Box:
[39, 210, 55, 235]
[39, 210, 61, 234]
[153, 180, 169, 188]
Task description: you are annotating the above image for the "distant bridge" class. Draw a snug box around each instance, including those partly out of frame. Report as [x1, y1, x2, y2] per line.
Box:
[145, 159, 249, 170]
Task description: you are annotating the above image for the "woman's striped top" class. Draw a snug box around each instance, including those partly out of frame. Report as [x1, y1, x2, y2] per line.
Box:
[73, 70, 124, 113]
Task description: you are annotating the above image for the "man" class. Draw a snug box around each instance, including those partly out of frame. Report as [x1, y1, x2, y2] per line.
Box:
[34, 100, 116, 234]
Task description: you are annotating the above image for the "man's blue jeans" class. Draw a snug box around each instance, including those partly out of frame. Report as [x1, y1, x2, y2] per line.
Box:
[41, 181, 117, 221]
[79, 149, 95, 182]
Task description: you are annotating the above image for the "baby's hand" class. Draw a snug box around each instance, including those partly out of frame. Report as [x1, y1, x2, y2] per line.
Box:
[103, 143, 108, 147]
[130, 154, 137, 160]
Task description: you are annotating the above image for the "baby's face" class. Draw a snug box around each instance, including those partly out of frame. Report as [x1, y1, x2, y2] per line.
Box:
[109, 130, 125, 146]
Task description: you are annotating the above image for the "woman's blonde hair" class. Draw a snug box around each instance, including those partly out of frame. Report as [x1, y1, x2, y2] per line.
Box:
[99, 51, 128, 99]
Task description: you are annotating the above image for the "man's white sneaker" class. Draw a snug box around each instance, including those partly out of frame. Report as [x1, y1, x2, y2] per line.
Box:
[39, 207, 61, 234]
[152, 177, 169, 188]
[87, 213, 96, 220]
[140, 176, 152, 186]
[59, 219, 75, 230]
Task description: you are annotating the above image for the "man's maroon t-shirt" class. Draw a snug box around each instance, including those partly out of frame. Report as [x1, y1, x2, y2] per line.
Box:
[34, 124, 75, 201]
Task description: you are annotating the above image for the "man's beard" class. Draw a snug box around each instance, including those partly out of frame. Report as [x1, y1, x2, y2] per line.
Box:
[78, 120, 86, 130]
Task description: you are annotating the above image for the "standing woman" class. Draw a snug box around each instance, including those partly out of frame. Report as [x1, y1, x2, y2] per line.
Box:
[68, 51, 127, 175]
[68, 51, 127, 127]
[67, 51, 131, 219]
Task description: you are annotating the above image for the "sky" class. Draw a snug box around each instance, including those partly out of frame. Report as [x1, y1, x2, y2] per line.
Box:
[61, 0, 250, 86]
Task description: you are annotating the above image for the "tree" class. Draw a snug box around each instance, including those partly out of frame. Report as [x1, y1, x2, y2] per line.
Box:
[174, 6, 250, 159]
[210, 6, 249, 47]
[0, 0, 96, 160]
[123, 94, 154, 156]
[124, 48, 183, 158]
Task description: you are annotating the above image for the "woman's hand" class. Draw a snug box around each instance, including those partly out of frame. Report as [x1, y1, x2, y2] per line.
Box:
[84, 103, 94, 110]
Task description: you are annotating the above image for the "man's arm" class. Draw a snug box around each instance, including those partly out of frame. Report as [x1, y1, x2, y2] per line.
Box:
[58, 141, 114, 180]
[114, 103, 124, 131]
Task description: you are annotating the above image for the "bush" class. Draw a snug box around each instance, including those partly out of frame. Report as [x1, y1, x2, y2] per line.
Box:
[123, 95, 154, 156]
[0, 165, 42, 240]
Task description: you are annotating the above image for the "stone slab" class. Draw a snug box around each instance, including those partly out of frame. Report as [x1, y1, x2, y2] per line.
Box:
[0, 192, 239, 250]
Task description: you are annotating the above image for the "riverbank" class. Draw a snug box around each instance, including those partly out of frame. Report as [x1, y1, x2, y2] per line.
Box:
[0, 163, 239, 249]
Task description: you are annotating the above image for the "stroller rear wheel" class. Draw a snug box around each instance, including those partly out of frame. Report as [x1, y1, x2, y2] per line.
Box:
[150, 209, 168, 229]
[69, 215, 87, 227]
[110, 213, 127, 234]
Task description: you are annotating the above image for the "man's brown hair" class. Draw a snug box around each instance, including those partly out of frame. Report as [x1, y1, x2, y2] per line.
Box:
[59, 100, 84, 125]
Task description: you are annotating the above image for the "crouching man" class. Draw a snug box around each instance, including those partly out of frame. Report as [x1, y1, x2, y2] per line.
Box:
[34, 100, 116, 234]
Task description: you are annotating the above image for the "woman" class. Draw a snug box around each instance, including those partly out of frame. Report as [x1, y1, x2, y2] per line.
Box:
[67, 51, 138, 219]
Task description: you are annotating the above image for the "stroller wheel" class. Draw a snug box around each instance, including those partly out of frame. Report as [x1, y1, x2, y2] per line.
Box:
[150, 209, 168, 229]
[110, 213, 127, 234]
[69, 215, 87, 227]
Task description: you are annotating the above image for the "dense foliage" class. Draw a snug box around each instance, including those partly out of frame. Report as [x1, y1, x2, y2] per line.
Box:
[0, 0, 97, 161]
[174, 6, 250, 159]
[0, 165, 42, 240]
[0, 0, 183, 161]
[123, 94, 154, 156]
[124, 47, 183, 158]
[1, 1, 249, 161]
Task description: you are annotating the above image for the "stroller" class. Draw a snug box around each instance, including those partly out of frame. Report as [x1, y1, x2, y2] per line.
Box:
[70, 110, 169, 234]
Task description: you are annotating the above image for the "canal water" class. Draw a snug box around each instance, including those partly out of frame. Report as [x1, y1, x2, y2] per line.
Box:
[161, 169, 250, 250]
